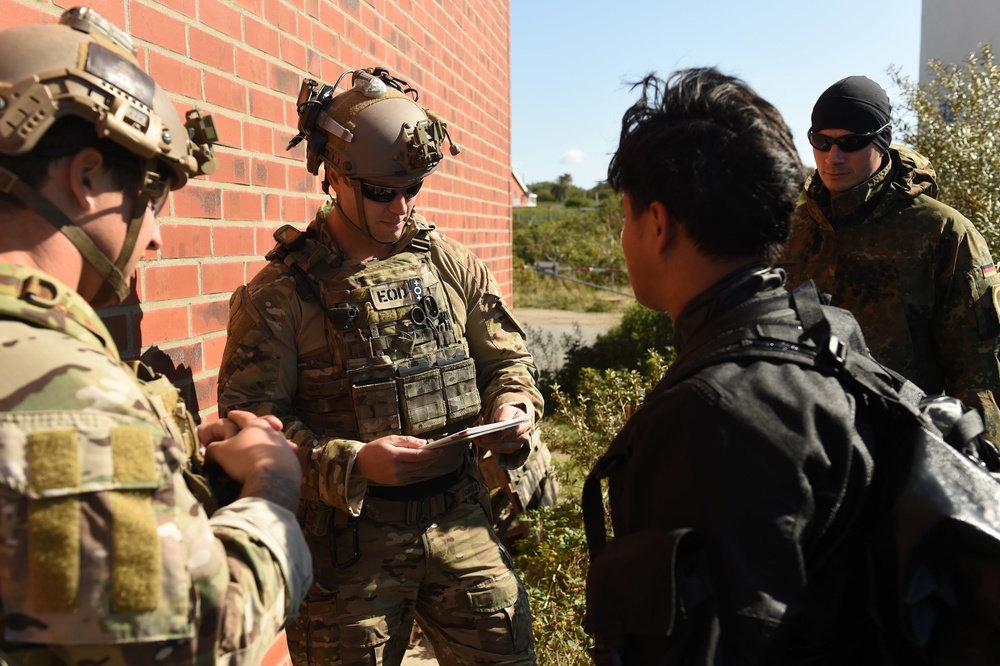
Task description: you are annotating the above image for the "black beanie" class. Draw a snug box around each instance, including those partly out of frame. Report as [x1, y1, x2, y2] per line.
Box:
[810, 76, 892, 152]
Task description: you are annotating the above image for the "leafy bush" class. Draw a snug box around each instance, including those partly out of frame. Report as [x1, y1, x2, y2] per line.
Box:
[891, 43, 1000, 254]
[516, 352, 669, 663]
[556, 302, 675, 397]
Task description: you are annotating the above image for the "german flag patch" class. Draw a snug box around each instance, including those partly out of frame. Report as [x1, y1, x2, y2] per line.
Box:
[983, 263, 997, 278]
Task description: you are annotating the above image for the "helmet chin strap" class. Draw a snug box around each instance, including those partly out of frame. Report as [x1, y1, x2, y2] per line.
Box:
[343, 178, 405, 248]
[0, 164, 150, 305]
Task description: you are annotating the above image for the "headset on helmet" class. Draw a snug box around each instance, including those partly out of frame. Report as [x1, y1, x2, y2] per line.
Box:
[0, 7, 219, 304]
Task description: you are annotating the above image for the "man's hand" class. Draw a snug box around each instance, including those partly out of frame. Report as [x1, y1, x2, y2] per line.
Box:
[354, 435, 443, 486]
[201, 410, 301, 510]
[478, 404, 532, 455]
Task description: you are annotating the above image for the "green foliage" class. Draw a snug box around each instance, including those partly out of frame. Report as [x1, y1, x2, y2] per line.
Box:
[891, 43, 1000, 253]
[556, 302, 675, 397]
[516, 353, 669, 663]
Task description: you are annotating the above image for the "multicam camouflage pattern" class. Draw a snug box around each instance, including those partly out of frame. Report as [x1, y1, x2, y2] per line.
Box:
[0, 261, 310, 664]
[217, 203, 542, 666]
[287, 479, 535, 665]
[778, 145, 1000, 440]
[218, 203, 543, 517]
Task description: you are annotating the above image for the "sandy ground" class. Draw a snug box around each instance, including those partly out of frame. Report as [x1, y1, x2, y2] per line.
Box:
[515, 307, 625, 372]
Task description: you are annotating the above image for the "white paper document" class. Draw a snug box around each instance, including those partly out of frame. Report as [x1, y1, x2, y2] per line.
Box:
[423, 414, 531, 450]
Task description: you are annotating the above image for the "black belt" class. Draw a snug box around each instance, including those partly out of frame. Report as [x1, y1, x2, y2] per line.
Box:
[366, 464, 466, 501]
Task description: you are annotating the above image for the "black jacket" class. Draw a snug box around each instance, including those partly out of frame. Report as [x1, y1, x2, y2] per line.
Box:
[585, 265, 885, 665]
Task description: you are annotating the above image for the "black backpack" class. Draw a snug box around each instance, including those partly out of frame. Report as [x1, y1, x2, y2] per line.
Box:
[583, 280, 1000, 664]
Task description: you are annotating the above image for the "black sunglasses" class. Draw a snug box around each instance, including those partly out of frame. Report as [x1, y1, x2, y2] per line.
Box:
[808, 122, 891, 153]
[359, 180, 423, 203]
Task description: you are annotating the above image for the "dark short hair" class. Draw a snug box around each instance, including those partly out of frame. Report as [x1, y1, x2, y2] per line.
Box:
[608, 68, 802, 263]
[0, 116, 142, 209]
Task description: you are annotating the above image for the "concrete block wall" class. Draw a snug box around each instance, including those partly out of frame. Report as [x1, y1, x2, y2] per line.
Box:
[1, 0, 514, 420]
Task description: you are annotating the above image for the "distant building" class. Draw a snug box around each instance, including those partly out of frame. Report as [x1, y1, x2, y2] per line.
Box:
[920, 0, 1000, 82]
[511, 170, 537, 208]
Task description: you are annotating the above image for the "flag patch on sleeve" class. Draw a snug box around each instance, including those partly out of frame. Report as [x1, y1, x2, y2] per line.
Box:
[983, 263, 997, 278]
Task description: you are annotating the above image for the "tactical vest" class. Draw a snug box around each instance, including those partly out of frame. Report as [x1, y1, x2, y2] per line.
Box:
[263, 222, 482, 442]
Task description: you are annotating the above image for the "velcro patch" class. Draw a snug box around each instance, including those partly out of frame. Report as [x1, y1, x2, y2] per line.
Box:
[371, 281, 417, 310]
[29, 497, 80, 612]
[111, 490, 161, 612]
[28, 429, 80, 492]
[111, 426, 157, 485]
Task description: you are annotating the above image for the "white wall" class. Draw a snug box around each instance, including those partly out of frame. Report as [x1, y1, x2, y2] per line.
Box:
[921, 0, 1000, 82]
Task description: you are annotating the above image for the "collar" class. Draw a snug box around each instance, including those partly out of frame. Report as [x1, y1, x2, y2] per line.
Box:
[673, 263, 785, 352]
[807, 155, 893, 227]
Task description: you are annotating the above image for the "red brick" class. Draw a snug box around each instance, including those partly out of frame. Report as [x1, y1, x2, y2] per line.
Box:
[264, 194, 281, 222]
[233, 0, 264, 14]
[244, 121, 273, 154]
[214, 226, 258, 256]
[148, 51, 202, 100]
[195, 374, 219, 413]
[3, 2, 56, 27]
[202, 261, 246, 295]
[140, 305, 190, 345]
[269, 62, 301, 97]
[284, 194, 317, 223]
[211, 151, 251, 186]
[244, 15, 280, 54]
[172, 185, 223, 219]
[247, 259, 270, 277]
[251, 158, 288, 189]
[145, 264, 200, 301]
[279, 33, 307, 71]
[159, 222, 212, 259]
[236, 48, 269, 87]
[155, 0, 197, 18]
[223, 189, 264, 221]
[205, 71, 247, 113]
[288, 170, 316, 193]
[318, 3, 347, 36]
[131, 3, 186, 55]
[148, 341, 204, 376]
[192, 299, 231, 336]
[199, 0, 242, 37]
[248, 88, 285, 124]
[263, 0, 297, 33]
[203, 333, 229, 371]
[190, 27, 235, 73]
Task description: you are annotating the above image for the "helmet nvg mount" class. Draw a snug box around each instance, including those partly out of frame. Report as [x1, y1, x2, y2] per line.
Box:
[286, 67, 460, 245]
[0, 7, 219, 304]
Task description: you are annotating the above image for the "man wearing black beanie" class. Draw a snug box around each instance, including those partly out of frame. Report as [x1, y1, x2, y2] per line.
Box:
[778, 75, 1000, 443]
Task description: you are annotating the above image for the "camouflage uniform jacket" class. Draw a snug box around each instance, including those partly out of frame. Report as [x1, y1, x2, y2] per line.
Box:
[778, 145, 1000, 440]
[0, 261, 312, 665]
[217, 204, 543, 517]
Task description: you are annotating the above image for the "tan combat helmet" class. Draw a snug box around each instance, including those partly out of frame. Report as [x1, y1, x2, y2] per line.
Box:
[287, 67, 459, 244]
[0, 7, 218, 304]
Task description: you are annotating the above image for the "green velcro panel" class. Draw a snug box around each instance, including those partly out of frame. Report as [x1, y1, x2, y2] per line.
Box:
[27, 429, 80, 493]
[28, 497, 80, 612]
[111, 426, 157, 484]
[110, 490, 161, 612]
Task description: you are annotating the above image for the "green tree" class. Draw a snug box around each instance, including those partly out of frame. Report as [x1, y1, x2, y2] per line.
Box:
[891, 43, 1000, 253]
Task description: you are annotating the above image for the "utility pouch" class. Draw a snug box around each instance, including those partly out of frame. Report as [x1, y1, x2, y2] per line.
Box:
[397, 367, 447, 434]
[440, 356, 481, 422]
[351, 379, 402, 441]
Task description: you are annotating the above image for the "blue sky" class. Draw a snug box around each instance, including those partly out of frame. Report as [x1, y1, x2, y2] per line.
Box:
[511, 0, 923, 189]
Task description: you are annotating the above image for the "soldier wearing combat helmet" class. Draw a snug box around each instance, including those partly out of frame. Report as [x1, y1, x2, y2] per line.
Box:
[0, 8, 311, 664]
[778, 75, 1000, 443]
[218, 67, 542, 665]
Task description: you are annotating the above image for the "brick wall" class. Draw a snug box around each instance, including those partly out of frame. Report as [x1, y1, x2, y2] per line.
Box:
[2, 0, 514, 420]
